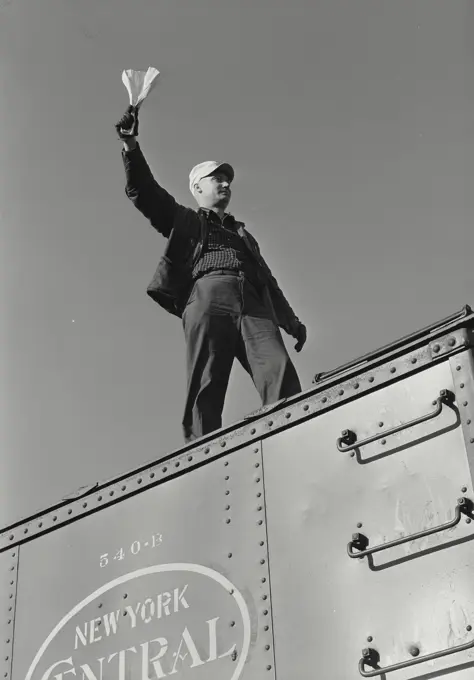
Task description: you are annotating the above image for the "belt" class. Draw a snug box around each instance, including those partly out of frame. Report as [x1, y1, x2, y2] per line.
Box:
[195, 268, 262, 289]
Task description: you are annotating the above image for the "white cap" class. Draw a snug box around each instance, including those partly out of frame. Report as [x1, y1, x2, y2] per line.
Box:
[189, 161, 234, 194]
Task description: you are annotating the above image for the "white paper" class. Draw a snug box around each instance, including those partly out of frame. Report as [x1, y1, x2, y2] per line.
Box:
[121, 67, 160, 107]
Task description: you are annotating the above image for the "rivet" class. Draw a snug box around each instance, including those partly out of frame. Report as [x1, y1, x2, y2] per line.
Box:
[225, 490, 230, 495]
[226, 519, 231, 524]
[162, 466, 168, 472]
[230, 621, 235, 627]
[97, 496, 103, 501]
[225, 476, 230, 480]
[263, 609, 269, 615]
[390, 367, 396, 373]
[381, 439, 386, 445]
[285, 412, 291, 419]
[109, 491, 114, 497]
[204, 448, 210, 455]
[255, 477, 261, 482]
[462, 487, 468, 493]
[257, 492, 262, 498]
[257, 520, 263, 525]
[448, 337, 456, 347]
[432, 344, 440, 353]
[362, 648, 371, 658]
[457, 365, 462, 371]
[409, 646, 420, 657]
[82, 503, 88, 509]
[461, 383, 465, 388]
[260, 559, 266, 564]
[303, 404, 309, 411]
[467, 625, 472, 632]
[255, 462, 260, 468]
[466, 518, 471, 524]
[468, 419, 472, 425]
[470, 438, 474, 444]
[464, 401, 469, 407]
[354, 382, 360, 389]
[257, 506, 263, 511]
[350, 451, 355, 457]
[254, 448, 259, 453]
[123, 593, 128, 599]
[250, 429, 256, 435]
[264, 625, 269, 631]
[268, 420, 273, 427]
[265, 644, 270, 650]
[229, 589, 234, 595]
[357, 522, 363, 528]
[224, 461, 229, 466]
[378, 422, 384, 427]
[221, 441, 227, 447]
[262, 594, 268, 600]
[259, 541, 265, 546]
[38, 522, 42, 528]
[24, 528, 28, 534]
[121, 485, 126, 491]
[150, 472, 155, 478]
[261, 577, 267, 583]
[339, 389, 344, 396]
[368, 377, 374, 383]
[228, 553, 232, 558]
[322, 397, 328, 403]
[367, 636, 373, 642]
[8, 536, 13, 542]
[174, 463, 179, 468]
[98, 603, 103, 608]
[188, 456, 193, 461]
[225, 505, 231, 510]
[266, 665, 272, 671]
[411, 357, 417, 364]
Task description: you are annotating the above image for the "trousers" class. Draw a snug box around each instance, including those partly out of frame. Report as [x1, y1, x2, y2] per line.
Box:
[182, 270, 302, 442]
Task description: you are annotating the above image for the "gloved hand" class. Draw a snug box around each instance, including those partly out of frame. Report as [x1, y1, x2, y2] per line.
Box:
[290, 320, 307, 353]
[115, 105, 139, 139]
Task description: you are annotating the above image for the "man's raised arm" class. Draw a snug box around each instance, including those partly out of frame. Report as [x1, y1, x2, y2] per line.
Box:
[116, 106, 177, 238]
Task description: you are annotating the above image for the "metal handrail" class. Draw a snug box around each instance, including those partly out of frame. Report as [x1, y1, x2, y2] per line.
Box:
[337, 390, 454, 453]
[348, 498, 471, 559]
[359, 635, 474, 677]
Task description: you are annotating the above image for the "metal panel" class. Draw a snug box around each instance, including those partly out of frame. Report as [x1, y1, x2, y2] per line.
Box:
[0, 549, 18, 680]
[1, 324, 472, 557]
[263, 359, 474, 679]
[12, 445, 274, 680]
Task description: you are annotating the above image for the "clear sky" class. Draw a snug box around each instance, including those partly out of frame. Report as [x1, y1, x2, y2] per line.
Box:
[2, 0, 474, 524]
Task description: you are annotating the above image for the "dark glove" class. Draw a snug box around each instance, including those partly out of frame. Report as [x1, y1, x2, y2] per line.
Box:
[291, 320, 307, 353]
[115, 105, 139, 139]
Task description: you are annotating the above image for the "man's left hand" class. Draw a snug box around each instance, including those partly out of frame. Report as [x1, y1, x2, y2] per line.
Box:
[292, 321, 307, 353]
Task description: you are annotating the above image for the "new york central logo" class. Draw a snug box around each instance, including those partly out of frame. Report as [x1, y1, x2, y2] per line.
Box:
[25, 564, 251, 680]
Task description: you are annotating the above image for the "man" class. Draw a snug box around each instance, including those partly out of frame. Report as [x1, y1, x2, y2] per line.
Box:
[116, 105, 307, 442]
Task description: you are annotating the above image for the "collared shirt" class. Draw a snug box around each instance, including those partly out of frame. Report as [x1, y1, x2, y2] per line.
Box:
[192, 209, 260, 285]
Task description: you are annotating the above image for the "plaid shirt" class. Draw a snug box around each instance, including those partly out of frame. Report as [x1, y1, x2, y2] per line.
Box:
[192, 210, 260, 285]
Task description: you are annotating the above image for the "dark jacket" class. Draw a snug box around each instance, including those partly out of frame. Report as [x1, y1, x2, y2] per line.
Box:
[121, 144, 301, 335]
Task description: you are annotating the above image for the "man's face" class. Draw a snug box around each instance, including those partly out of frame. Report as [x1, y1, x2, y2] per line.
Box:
[195, 171, 232, 210]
